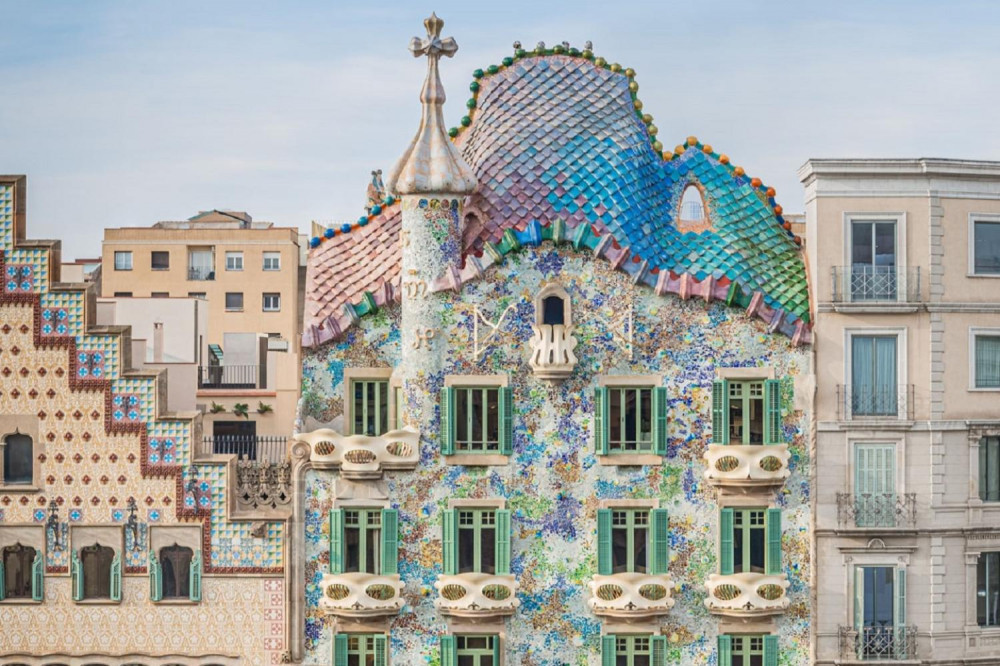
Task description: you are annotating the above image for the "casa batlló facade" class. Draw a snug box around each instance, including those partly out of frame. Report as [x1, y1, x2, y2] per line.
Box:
[295, 15, 814, 666]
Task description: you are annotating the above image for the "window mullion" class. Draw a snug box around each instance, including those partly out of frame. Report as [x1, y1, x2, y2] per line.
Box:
[481, 388, 489, 447]
[618, 389, 626, 448]
[466, 390, 474, 450]
[374, 383, 382, 436]
[741, 388, 750, 444]
[473, 511, 482, 573]
[626, 511, 635, 573]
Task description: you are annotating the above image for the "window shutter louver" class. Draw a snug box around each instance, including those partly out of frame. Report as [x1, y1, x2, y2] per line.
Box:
[601, 635, 616, 666]
[110, 551, 122, 601]
[440, 635, 457, 666]
[763, 635, 779, 666]
[499, 386, 513, 455]
[149, 550, 162, 602]
[333, 634, 348, 666]
[854, 566, 864, 630]
[764, 379, 783, 444]
[493, 636, 501, 666]
[718, 635, 732, 666]
[597, 508, 612, 575]
[719, 508, 734, 575]
[652, 386, 668, 455]
[895, 568, 906, 626]
[71, 551, 83, 601]
[650, 508, 669, 575]
[495, 509, 511, 575]
[329, 509, 344, 574]
[594, 387, 609, 455]
[441, 387, 456, 455]
[373, 634, 387, 666]
[765, 508, 782, 575]
[189, 549, 202, 602]
[651, 635, 668, 666]
[442, 508, 458, 575]
[712, 380, 728, 444]
[31, 552, 44, 601]
[381, 509, 399, 575]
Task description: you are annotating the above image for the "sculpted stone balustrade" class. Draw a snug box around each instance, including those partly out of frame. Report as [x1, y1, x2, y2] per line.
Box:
[529, 324, 578, 382]
[295, 428, 420, 478]
[586, 572, 676, 619]
[703, 572, 790, 618]
[702, 444, 791, 490]
[434, 572, 520, 618]
[319, 571, 405, 618]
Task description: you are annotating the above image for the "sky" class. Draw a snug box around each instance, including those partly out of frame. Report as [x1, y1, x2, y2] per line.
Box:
[2, 1, 1000, 259]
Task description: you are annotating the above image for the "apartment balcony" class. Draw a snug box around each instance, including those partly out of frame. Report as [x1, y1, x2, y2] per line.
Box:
[528, 324, 578, 382]
[434, 572, 520, 619]
[586, 572, 675, 619]
[703, 572, 790, 618]
[203, 435, 288, 463]
[839, 625, 917, 661]
[187, 267, 215, 281]
[837, 385, 914, 421]
[318, 572, 404, 619]
[296, 427, 419, 478]
[831, 266, 921, 311]
[703, 444, 790, 491]
[198, 365, 265, 390]
[836, 493, 917, 529]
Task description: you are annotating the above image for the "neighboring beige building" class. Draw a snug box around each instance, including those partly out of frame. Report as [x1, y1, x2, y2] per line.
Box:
[802, 159, 1000, 664]
[101, 210, 302, 456]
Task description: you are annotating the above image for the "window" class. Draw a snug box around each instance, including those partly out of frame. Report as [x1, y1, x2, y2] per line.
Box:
[679, 184, 706, 222]
[973, 219, 1000, 275]
[352, 379, 390, 436]
[542, 295, 565, 325]
[973, 333, 1000, 388]
[151, 292, 169, 298]
[0, 543, 43, 601]
[853, 566, 908, 660]
[441, 508, 510, 575]
[149, 545, 200, 602]
[597, 508, 668, 575]
[712, 379, 782, 445]
[595, 386, 667, 455]
[225, 252, 243, 271]
[850, 220, 897, 301]
[980, 437, 1000, 502]
[187, 248, 214, 281]
[600, 634, 667, 666]
[3, 433, 33, 485]
[114, 251, 132, 271]
[718, 635, 778, 666]
[262, 293, 281, 312]
[329, 508, 398, 575]
[225, 292, 243, 311]
[113, 292, 132, 297]
[440, 635, 499, 666]
[441, 386, 512, 456]
[850, 336, 898, 416]
[332, 633, 387, 666]
[150, 251, 170, 270]
[72, 543, 121, 601]
[262, 252, 281, 271]
[187, 292, 206, 299]
[979, 552, 1000, 627]
[854, 444, 897, 527]
[720, 508, 781, 575]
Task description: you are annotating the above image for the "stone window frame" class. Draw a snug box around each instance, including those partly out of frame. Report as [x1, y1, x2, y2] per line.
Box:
[843, 435, 908, 497]
[534, 282, 572, 328]
[595, 375, 664, 467]
[968, 213, 1000, 278]
[69, 525, 124, 605]
[969, 327, 1000, 391]
[342, 368, 395, 438]
[0, 414, 43, 492]
[968, 425, 1000, 521]
[840, 550, 912, 630]
[224, 251, 244, 272]
[0, 525, 45, 605]
[149, 524, 203, 606]
[964, 532, 1000, 640]
[443, 374, 510, 467]
[841, 211, 909, 281]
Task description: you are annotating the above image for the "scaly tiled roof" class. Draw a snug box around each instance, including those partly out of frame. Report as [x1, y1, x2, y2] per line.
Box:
[304, 44, 812, 347]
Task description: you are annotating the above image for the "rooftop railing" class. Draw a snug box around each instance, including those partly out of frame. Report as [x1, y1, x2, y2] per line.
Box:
[198, 365, 264, 390]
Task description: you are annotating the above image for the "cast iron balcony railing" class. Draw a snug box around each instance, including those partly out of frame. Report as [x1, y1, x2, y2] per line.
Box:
[203, 435, 287, 463]
[837, 385, 913, 420]
[832, 266, 921, 304]
[836, 492, 916, 529]
[198, 364, 264, 390]
[839, 625, 917, 661]
[187, 267, 215, 281]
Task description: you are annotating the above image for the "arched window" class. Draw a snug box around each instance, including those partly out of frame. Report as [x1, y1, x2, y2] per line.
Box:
[1, 543, 39, 599]
[679, 184, 706, 222]
[542, 295, 565, 326]
[160, 545, 193, 598]
[3, 433, 33, 485]
[74, 543, 119, 601]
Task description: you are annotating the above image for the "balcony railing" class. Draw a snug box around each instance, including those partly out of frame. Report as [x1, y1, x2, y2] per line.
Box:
[198, 365, 264, 390]
[203, 435, 287, 463]
[832, 266, 921, 304]
[319, 572, 404, 619]
[187, 267, 215, 281]
[295, 427, 420, 478]
[703, 444, 790, 490]
[837, 385, 913, 420]
[836, 492, 916, 529]
[587, 572, 675, 619]
[529, 324, 578, 382]
[839, 625, 917, 661]
[703, 572, 790, 618]
[434, 572, 520, 618]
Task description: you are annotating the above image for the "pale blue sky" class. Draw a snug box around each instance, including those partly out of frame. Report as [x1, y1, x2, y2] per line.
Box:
[2, 1, 999, 258]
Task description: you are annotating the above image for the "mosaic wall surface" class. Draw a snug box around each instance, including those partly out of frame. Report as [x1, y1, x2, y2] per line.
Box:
[301, 244, 812, 665]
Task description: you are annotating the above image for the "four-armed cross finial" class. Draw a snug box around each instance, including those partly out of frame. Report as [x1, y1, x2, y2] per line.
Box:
[408, 12, 458, 61]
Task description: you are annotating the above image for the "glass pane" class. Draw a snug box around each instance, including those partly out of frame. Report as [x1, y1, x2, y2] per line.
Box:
[3, 434, 33, 484]
[748, 390, 763, 444]
[81, 544, 114, 599]
[609, 390, 622, 445]
[345, 525, 360, 573]
[975, 336, 1000, 388]
[975, 221, 1000, 274]
[874, 222, 896, 267]
[633, 527, 647, 573]
[2, 545, 35, 598]
[542, 296, 565, 325]
[470, 390, 484, 446]
[852, 222, 874, 265]
[486, 389, 499, 449]
[733, 514, 744, 573]
[863, 567, 895, 627]
[613, 524, 629, 573]
[456, 389, 469, 448]
[480, 528, 495, 574]
[365, 525, 380, 574]
[750, 522, 765, 573]
[160, 545, 192, 597]
[458, 525, 476, 573]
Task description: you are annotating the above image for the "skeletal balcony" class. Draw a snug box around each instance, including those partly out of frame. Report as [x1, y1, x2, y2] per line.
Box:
[703, 572, 790, 618]
[703, 444, 791, 490]
[295, 428, 419, 479]
[528, 284, 578, 382]
[587, 572, 676, 620]
[434, 572, 520, 619]
[319, 572, 404, 618]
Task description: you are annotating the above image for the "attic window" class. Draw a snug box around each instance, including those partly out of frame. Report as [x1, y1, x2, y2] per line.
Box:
[679, 185, 705, 222]
[542, 296, 565, 325]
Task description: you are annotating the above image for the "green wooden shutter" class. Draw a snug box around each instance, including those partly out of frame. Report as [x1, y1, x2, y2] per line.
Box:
[895, 568, 906, 627]
[764, 379, 783, 444]
[373, 634, 387, 666]
[71, 551, 83, 601]
[0, 558, 5, 601]
[31, 553, 43, 602]
[763, 635, 779, 666]
[601, 635, 616, 666]
[495, 509, 511, 575]
[597, 508, 612, 575]
[442, 508, 458, 575]
[719, 508, 734, 575]
[492, 636, 501, 666]
[652, 386, 668, 455]
[440, 635, 457, 666]
[651, 635, 667, 666]
[712, 380, 729, 444]
[854, 566, 864, 629]
[189, 549, 203, 602]
[110, 551, 122, 601]
[499, 386, 513, 455]
[594, 387, 609, 455]
[718, 635, 732, 666]
[441, 387, 456, 455]
[381, 509, 399, 575]
[329, 509, 344, 574]
[649, 508, 669, 575]
[765, 508, 782, 575]
[149, 550, 162, 602]
[333, 634, 348, 666]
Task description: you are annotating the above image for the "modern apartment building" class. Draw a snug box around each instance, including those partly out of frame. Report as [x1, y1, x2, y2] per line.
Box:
[802, 158, 1000, 664]
[101, 210, 302, 459]
[291, 17, 814, 665]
